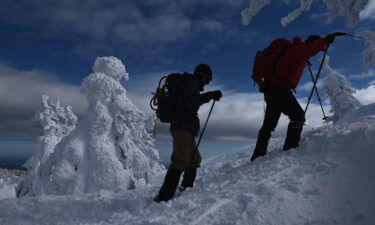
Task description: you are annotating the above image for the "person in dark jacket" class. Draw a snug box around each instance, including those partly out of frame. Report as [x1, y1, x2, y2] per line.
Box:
[155, 64, 222, 202]
[250, 34, 336, 161]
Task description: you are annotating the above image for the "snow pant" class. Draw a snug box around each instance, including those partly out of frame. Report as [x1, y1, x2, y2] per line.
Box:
[156, 130, 201, 202]
[251, 84, 305, 161]
[169, 129, 202, 170]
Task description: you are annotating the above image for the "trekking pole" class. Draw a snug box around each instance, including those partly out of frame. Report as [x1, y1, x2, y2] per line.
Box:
[332, 32, 362, 39]
[304, 44, 330, 114]
[189, 100, 216, 165]
[306, 62, 329, 122]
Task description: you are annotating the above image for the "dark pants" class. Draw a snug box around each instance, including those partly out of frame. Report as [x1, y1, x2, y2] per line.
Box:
[156, 130, 201, 202]
[251, 84, 305, 161]
[170, 129, 201, 170]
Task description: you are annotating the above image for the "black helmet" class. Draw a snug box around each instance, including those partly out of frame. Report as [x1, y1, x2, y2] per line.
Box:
[194, 64, 212, 81]
[305, 35, 321, 44]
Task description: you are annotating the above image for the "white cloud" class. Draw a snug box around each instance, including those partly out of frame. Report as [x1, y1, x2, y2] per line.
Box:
[114, 13, 192, 43]
[0, 61, 333, 144]
[354, 82, 375, 105]
[348, 69, 375, 80]
[309, 12, 329, 22]
[360, 0, 375, 21]
[197, 20, 224, 33]
[0, 61, 87, 138]
[0, 0, 237, 47]
[297, 80, 324, 92]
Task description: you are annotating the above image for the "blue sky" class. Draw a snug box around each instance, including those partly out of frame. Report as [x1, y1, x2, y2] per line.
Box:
[0, 0, 374, 164]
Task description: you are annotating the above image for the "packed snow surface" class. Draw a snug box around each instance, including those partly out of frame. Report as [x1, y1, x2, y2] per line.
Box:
[0, 103, 374, 224]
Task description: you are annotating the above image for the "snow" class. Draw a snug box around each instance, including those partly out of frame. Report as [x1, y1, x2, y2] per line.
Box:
[1, 99, 375, 224]
[16, 95, 78, 197]
[281, 0, 314, 27]
[241, 0, 271, 26]
[0, 169, 24, 200]
[357, 31, 375, 73]
[241, 0, 369, 27]
[92, 56, 129, 81]
[241, 1, 374, 72]
[338, 102, 375, 123]
[322, 55, 363, 123]
[16, 57, 163, 197]
[325, 0, 369, 27]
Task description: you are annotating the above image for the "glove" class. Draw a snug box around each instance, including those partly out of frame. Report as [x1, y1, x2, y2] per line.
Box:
[325, 33, 336, 44]
[209, 90, 222, 101]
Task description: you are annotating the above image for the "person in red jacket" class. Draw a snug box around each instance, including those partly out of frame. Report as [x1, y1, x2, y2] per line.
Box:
[250, 34, 335, 161]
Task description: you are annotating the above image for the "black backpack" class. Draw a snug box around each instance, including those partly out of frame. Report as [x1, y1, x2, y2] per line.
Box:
[150, 73, 187, 123]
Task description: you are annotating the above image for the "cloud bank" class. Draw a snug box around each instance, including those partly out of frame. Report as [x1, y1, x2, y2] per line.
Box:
[0, 61, 87, 138]
[0, 0, 243, 49]
[1, 62, 374, 143]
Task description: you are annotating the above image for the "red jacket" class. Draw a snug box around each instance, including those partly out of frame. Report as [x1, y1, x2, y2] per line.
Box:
[274, 37, 329, 89]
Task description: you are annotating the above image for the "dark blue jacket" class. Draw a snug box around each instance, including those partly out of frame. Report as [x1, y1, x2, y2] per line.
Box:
[170, 74, 212, 136]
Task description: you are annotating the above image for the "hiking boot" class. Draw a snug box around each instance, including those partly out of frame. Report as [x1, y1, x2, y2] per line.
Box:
[153, 195, 162, 203]
[181, 167, 197, 189]
[250, 148, 267, 161]
[283, 120, 304, 151]
[154, 168, 183, 202]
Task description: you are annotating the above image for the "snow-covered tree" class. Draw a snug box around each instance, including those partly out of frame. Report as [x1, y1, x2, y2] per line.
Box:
[356, 31, 375, 72]
[16, 95, 77, 197]
[32, 95, 78, 164]
[241, 0, 369, 27]
[241, 1, 374, 73]
[17, 56, 163, 197]
[321, 55, 363, 123]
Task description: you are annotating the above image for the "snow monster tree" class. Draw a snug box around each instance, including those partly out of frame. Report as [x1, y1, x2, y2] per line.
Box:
[322, 55, 363, 123]
[16, 95, 78, 197]
[18, 57, 163, 197]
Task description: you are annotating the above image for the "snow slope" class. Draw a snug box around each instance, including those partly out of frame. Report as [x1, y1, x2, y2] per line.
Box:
[0, 105, 375, 225]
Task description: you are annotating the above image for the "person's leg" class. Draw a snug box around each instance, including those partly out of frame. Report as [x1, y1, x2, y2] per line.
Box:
[155, 169, 183, 202]
[279, 89, 305, 151]
[181, 135, 201, 189]
[169, 130, 192, 170]
[251, 92, 281, 161]
[155, 130, 191, 202]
